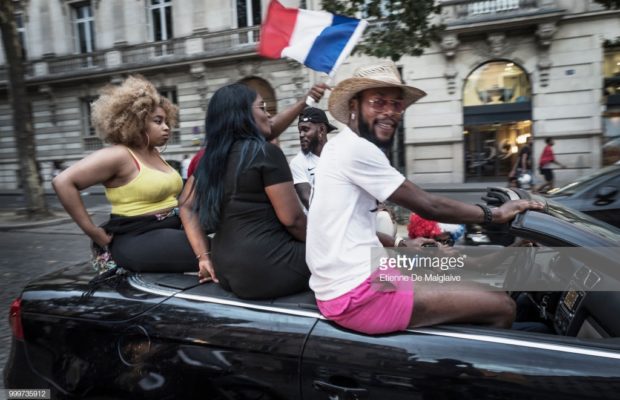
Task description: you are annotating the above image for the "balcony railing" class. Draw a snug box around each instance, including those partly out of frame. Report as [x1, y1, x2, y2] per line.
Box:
[0, 26, 260, 83]
[440, 0, 561, 25]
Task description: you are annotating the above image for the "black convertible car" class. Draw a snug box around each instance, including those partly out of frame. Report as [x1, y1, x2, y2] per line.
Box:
[5, 188, 620, 399]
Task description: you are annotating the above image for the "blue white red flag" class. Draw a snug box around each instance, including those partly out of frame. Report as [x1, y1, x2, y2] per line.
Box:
[258, 0, 368, 77]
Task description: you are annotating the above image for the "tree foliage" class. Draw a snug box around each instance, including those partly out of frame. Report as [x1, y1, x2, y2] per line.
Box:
[594, 0, 620, 9]
[0, 0, 49, 217]
[321, 0, 443, 61]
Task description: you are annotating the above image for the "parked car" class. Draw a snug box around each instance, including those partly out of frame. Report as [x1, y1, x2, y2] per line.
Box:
[547, 164, 620, 228]
[5, 188, 620, 399]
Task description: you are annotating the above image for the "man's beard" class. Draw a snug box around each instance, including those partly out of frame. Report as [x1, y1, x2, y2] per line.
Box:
[301, 137, 319, 155]
[358, 115, 394, 154]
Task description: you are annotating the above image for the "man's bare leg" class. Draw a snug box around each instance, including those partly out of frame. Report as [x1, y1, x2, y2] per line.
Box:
[409, 284, 515, 329]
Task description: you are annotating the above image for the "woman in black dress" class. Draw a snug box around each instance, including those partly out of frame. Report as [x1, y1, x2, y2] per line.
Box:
[180, 83, 309, 299]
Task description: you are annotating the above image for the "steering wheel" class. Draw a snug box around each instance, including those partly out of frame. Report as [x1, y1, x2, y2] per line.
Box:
[503, 246, 536, 300]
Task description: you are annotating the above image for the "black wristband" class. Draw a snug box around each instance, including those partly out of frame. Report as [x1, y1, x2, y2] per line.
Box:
[476, 204, 493, 224]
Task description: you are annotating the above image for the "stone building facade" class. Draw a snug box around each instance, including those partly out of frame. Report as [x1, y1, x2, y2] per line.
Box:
[382, 0, 620, 185]
[1, 0, 619, 190]
[0, 0, 319, 190]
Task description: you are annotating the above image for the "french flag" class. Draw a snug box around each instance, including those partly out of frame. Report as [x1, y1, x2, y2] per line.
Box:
[258, 0, 368, 76]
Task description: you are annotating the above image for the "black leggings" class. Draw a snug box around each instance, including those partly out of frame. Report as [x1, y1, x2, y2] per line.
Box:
[107, 215, 198, 273]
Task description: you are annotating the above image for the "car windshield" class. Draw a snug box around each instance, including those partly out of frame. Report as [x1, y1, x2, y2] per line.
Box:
[548, 166, 619, 197]
[545, 199, 620, 242]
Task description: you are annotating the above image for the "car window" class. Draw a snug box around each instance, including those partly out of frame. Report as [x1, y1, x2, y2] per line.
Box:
[549, 166, 619, 197]
[579, 174, 620, 199]
[546, 200, 620, 242]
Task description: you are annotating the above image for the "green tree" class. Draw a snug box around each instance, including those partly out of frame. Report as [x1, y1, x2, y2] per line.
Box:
[594, 0, 620, 9]
[321, 0, 443, 61]
[0, 0, 50, 217]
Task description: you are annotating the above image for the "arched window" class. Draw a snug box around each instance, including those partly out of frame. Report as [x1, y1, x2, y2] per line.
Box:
[239, 77, 277, 115]
[463, 61, 531, 106]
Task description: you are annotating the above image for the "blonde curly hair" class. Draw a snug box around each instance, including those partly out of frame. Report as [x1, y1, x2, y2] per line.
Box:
[91, 75, 178, 147]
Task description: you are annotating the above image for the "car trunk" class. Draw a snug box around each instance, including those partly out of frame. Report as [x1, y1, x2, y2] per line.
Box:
[15, 264, 200, 397]
[19, 263, 191, 322]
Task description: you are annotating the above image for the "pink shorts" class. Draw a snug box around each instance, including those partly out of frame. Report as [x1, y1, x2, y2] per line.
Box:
[316, 268, 414, 335]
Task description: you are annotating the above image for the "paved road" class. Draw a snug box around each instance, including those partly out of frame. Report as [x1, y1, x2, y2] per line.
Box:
[0, 190, 484, 386]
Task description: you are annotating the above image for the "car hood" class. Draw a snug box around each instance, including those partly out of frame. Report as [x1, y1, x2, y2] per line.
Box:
[19, 263, 178, 322]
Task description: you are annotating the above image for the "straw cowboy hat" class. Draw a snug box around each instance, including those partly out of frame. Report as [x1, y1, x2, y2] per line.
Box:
[328, 61, 427, 124]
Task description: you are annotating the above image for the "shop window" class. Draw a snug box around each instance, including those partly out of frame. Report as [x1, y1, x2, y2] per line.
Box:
[603, 49, 620, 105]
[463, 61, 531, 106]
[465, 120, 532, 181]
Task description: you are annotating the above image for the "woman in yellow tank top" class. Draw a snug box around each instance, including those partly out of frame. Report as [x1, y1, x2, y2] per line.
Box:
[52, 76, 198, 273]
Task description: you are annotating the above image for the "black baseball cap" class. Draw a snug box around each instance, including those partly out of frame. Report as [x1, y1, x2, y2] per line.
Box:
[298, 107, 338, 132]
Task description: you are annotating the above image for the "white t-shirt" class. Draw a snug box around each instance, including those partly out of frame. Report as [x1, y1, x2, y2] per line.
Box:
[306, 127, 406, 300]
[289, 151, 320, 187]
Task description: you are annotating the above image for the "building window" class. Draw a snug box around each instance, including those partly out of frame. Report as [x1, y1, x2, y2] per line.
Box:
[150, 0, 173, 41]
[236, 0, 261, 43]
[72, 2, 95, 54]
[603, 48, 620, 165]
[463, 61, 531, 106]
[81, 98, 102, 151]
[149, 0, 173, 55]
[603, 49, 620, 105]
[15, 12, 27, 60]
[159, 88, 180, 145]
[239, 77, 277, 115]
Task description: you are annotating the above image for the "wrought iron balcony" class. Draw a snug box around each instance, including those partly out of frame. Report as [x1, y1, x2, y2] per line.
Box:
[440, 0, 564, 27]
[0, 26, 260, 84]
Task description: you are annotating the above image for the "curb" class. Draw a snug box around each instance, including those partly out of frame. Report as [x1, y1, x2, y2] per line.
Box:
[0, 215, 74, 231]
[0, 207, 108, 231]
[420, 183, 505, 193]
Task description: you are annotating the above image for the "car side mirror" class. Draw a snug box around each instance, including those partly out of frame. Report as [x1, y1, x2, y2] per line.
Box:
[594, 185, 617, 205]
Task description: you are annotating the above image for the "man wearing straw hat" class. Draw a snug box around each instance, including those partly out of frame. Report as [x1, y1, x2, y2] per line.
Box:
[306, 60, 544, 335]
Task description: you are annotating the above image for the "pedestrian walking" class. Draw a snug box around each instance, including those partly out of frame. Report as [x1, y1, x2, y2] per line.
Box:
[534, 138, 566, 193]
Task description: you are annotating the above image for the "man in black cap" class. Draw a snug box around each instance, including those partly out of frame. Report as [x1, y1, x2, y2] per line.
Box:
[289, 107, 337, 209]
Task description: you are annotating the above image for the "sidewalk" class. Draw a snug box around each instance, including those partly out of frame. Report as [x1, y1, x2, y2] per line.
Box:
[0, 209, 73, 230]
[0, 188, 109, 230]
[420, 181, 505, 192]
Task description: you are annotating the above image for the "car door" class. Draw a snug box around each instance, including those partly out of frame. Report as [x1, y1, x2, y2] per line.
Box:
[123, 283, 318, 399]
[577, 174, 620, 228]
[301, 321, 620, 400]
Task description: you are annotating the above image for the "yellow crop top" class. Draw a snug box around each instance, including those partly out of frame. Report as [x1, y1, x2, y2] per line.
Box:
[105, 148, 183, 216]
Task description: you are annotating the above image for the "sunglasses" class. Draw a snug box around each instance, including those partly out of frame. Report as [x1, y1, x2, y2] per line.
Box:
[255, 101, 267, 112]
[368, 98, 405, 115]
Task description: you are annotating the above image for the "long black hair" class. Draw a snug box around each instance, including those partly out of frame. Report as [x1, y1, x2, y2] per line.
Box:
[194, 83, 266, 232]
